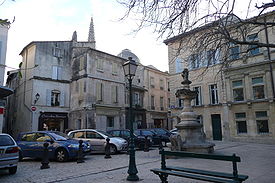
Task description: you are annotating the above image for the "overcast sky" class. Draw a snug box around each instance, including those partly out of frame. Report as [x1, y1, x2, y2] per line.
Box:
[0, 0, 272, 75]
[0, 0, 168, 73]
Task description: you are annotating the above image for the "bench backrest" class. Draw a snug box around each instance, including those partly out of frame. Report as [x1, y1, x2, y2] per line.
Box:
[160, 150, 241, 162]
[159, 149, 240, 177]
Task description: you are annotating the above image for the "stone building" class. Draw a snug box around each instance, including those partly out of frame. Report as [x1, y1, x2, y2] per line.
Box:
[118, 49, 171, 129]
[0, 21, 13, 132]
[6, 18, 127, 137]
[165, 11, 275, 143]
[118, 49, 147, 129]
[143, 65, 171, 129]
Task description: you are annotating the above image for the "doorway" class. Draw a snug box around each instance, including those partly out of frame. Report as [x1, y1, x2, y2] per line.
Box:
[211, 114, 222, 140]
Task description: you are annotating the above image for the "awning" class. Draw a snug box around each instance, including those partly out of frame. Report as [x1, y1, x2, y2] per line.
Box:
[0, 85, 14, 98]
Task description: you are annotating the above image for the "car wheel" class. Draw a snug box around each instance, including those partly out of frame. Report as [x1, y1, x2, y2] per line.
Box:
[138, 143, 145, 149]
[9, 166, 17, 174]
[55, 148, 68, 162]
[19, 151, 23, 161]
[109, 144, 117, 155]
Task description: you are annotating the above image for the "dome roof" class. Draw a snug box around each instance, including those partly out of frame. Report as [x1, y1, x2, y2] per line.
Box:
[117, 49, 140, 63]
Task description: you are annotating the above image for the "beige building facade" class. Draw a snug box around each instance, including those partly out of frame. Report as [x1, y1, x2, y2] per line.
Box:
[144, 65, 171, 129]
[165, 11, 275, 143]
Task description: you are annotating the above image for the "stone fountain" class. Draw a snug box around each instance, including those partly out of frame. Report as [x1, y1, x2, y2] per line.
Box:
[170, 68, 215, 153]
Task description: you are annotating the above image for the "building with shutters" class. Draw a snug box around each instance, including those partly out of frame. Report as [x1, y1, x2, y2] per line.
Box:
[165, 11, 275, 143]
[118, 49, 171, 130]
[5, 18, 127, 137]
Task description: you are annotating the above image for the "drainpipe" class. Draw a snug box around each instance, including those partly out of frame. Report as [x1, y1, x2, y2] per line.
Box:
[264, 16, 275, 99]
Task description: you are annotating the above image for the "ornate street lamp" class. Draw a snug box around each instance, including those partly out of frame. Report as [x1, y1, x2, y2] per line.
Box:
[123, 57, 139, 181]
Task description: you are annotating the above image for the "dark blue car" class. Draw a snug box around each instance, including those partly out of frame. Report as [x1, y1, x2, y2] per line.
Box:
[17, 131, 91, 162]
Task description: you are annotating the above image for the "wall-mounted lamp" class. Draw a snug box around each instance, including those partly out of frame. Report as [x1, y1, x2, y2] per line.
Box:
[34, 93, 40, 104]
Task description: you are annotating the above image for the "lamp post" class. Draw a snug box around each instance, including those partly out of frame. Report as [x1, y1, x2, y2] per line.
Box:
[123, 57, 139, 181]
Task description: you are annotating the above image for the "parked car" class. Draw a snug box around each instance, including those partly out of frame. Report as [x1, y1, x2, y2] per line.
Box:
[17, 131, 91, 162]
[149, 128, 172, 144]
[68, 129, 128, 154]
[134, 129, 161, 146]
[0, 133, 19, 174]
[107, 129, 153, 149]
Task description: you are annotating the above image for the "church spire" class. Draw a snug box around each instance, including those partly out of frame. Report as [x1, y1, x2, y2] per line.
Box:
[88, 17, 96, 49]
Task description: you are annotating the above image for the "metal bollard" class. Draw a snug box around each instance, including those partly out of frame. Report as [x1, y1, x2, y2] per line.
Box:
[104, 138, 112, 159]
[143, 136, 149, 152]
[41, 142, 50, 169]
[77, 140, 84, 163]
[159, 138, 163, 150]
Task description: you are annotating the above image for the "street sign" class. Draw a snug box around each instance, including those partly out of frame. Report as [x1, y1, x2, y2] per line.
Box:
[31, 106, 36, 111]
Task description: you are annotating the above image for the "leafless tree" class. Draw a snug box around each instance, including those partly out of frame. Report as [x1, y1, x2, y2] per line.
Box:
[118, 0, 275, 69]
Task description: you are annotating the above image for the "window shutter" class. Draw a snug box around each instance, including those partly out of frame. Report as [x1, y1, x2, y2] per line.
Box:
[215, 49, 221, 63]
[46, 89, 51, 106]
[52, 66, 58, 79]
[60, 92, 65, 106]
[96, 83, 101, 101]
[57, 67, 62, 80]
[111, 86, 115, 102]
[101, 83, 104, 101]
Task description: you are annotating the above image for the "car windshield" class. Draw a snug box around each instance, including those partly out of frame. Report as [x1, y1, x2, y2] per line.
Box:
[0, 135, 15, 146]
[49, 131, 70, 141]
[97, 130, 112, 137]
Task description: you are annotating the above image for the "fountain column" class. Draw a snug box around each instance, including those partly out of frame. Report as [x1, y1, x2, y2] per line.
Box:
[173, 68, 215, 153]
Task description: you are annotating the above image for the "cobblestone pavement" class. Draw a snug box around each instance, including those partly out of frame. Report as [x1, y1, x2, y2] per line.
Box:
[1, 141, 275, 183]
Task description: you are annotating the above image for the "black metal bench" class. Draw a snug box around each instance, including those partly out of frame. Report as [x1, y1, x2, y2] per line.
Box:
[151, 149, 248, 183]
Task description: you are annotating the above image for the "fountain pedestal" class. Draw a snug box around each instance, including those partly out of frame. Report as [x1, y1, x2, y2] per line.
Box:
[170, 69, 214, 153]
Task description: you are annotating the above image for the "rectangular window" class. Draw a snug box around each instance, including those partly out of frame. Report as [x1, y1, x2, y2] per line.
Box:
[150, 77, 155, 88]
[133, 92, 140, 105]
[79, 56, 85, 71]
[151, 95, 155, 110]
[232, 80, 244, 101]
[96, 82, 103, 101]
[247, 33, 260, 55]
[256, 111, 269, 133]
[83, 81, 87, 93]
[178, 99, 184, 108]
[52, 66, 62, 80]
[107, 117, 114, 128]
[229, 43, 240, 60]
[111, 85, 118, 103]
[235, 113, 247, 133]
[189, 54, 200, 69]
[194, 86, 202, 106]
[160, 79, 164, 90]
[175, 58, 183, 73]
[209, 84, 218, 104]
[112, 62, 118, 74]
[252, 77, 265, 99]
[207, 49, 220, 65]
[53, 47, 63, 58]
[51, 90, 60, 106]
[168, 98, 171, 108]
[96, 59, 103, 71]
[160, 97, 164, 110]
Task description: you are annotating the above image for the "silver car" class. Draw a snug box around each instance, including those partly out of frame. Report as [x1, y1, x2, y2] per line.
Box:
[0, 133, 19, 174]
[68, 129, 128, 154]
